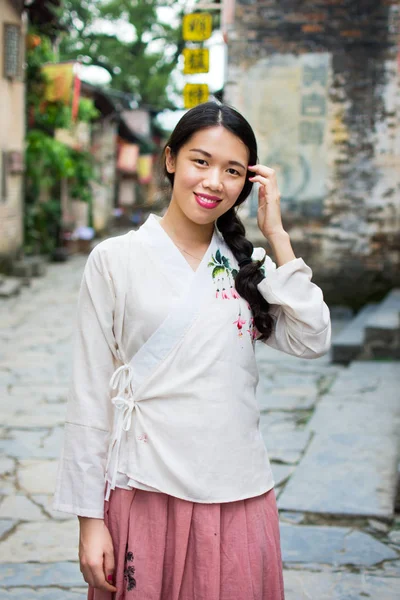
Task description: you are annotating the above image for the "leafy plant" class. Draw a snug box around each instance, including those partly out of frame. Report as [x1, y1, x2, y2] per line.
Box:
[57, 0, 183, 110]
[24, 27, 99, 255]
[24, 200, 61, 256]
[77, 97, 100, 122]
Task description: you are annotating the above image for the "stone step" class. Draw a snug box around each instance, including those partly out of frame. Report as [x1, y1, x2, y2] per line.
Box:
[278, 361, 400, 519]
[0, 277, 23, 298]
[331, 303, 377, 364]
[362, 288, 400, 359]
[280, 522, 398, 566]
[11, 256, 48, 278]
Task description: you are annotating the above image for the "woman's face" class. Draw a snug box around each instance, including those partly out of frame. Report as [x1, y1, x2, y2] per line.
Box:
[165, 126, 249, 226]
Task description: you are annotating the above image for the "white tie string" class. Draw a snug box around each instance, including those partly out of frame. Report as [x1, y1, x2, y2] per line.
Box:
[105, 363, 137, 500]
[111, 395, 135, 432]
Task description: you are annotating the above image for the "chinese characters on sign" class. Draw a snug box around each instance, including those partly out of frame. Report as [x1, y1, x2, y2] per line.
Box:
[182, 12, 212, 108]
[299, 64, 328, 146]
[183, 13, 212, 42]
[183, 84, 209, 109]
[183, 48, 210, 75]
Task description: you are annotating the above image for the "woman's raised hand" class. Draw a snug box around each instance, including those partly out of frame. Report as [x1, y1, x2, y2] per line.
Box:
[248, 164, 296, 266]
[248, 165, 285, 239]
[78, 517, 117, 593]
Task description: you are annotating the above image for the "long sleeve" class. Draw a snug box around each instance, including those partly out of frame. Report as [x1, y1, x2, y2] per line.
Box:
[255, 251, 331, 359]
[53, 243, 118, 518]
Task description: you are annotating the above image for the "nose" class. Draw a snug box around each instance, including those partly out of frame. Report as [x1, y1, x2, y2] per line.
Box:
[203, 168, 223, 192]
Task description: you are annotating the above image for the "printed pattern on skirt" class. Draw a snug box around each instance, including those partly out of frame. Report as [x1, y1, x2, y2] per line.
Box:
[87, 487, 285, 600]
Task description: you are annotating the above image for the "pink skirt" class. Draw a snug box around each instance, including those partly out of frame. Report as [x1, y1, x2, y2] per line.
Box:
[88, 487, 284, 600]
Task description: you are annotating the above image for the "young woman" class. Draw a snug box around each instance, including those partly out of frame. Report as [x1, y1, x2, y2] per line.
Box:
[54, 102, 331, 600]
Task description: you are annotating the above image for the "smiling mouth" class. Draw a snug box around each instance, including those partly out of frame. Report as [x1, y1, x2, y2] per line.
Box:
[194, 193, 222, 206]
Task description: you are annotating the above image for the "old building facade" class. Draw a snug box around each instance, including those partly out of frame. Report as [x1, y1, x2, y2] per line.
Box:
[224, 0, 400, 305]
[0, 0, 26, 270]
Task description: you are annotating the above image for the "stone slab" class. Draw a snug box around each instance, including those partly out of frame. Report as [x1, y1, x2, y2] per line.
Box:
[382, 559, 400, 578]
[17, 459, 59, 494]
[0, 428, 63, 459]
[0, 495, 46, 521]
[307, 398, 400, 436]
[278, 433, 399, 518]
[389, 530, 400, 546]
[0, 519, 78, 562]
[0, 458, 15, 477]
[328, 361, 400, 397]
[280, 523, 398, 566]
[261, 430, 311, 464]
[0, 476, 17, 496]
[331, 303, 377, 364]
[0, 402, 66, 427]
[280, 511, 305, 525]
[271, 373, 320, 388]
[283, 570, 400, 600]
[31, 495, 73, 521]
[0, 279, 22, 298]
[320, 392, 400, 416]
[257, 391, 317, 411]
[0, 519, 16, 538]
[271, 464, 295, 487]
[0, 562, 82, 587]
[259, 412, 300, 434]
[6, 385, 69, 403]
[365, 288, 400, 331]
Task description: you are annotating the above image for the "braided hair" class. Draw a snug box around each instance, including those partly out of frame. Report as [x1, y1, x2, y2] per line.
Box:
[162, 102, 274, 340]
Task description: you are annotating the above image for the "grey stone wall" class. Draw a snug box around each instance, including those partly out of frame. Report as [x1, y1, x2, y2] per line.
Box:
[225, 0, 400, 307]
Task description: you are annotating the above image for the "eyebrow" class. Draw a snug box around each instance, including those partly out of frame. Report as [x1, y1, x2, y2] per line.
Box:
[189, 148, 246, 171]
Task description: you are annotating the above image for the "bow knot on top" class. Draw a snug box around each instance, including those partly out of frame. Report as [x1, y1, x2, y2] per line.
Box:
[109, 364, 135, 397]
[111, 395, 135, 431]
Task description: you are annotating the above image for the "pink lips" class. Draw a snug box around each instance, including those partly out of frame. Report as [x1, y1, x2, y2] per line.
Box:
[194, 193, 222, 210]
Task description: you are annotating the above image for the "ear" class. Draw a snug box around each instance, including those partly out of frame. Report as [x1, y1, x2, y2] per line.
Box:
[165, 146, 176, 174]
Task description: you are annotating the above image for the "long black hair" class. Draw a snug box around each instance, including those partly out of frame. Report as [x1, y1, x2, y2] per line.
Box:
[163, 101, 274, 340]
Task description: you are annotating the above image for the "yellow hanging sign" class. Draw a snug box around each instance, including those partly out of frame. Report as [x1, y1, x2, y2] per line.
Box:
[183, 83, 209, 109]
[183, 48, 210, 74]
[183, 13, 212, 42]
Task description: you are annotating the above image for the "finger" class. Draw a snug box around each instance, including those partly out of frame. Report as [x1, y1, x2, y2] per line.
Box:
[103, 548, 115, 587]
[248, 174, 270, 187]
[251, 176, 280, 201]
[258, 185, 266, 205]
[248, 164, 276, 176]
[91, 566, 117, 593]
[81, 567, 96, 588]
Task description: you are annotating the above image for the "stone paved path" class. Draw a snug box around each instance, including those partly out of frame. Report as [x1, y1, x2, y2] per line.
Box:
[0, 253, 399, 599]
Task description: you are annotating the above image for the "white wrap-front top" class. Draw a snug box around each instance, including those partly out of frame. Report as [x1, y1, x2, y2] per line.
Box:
[53, 214, 331, 518]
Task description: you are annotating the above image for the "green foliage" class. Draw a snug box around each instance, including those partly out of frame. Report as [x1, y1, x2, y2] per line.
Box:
[24, 27, 98, 255]
[24, 200, 61, 256]
[68, 149, 95, 203]
[57, 0, 183, 110]
[78, 97, 100, 122]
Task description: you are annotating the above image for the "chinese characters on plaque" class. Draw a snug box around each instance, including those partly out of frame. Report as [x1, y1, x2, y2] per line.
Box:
[183, 84, 209, 109]
[183, 48, 210, 75]
[182, 13, 212, 42]
[182, 12, 212, 108]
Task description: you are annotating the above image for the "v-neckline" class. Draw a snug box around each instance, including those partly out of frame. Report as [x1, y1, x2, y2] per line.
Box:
[152, 214, 218, 274]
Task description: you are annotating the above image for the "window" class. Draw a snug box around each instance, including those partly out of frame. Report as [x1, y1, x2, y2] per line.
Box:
[3, 24, 21, 79]
[1, 152, 7, 202]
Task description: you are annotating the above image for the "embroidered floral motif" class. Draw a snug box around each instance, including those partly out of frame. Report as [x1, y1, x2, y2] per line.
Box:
[247, 316, 259, 343]
[208, 249, 238, 300]
[124, 547, 136, 591]
[208, 248, 258, 343]
[233, 312, 246, 335]
[137, 433, 148, 443]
